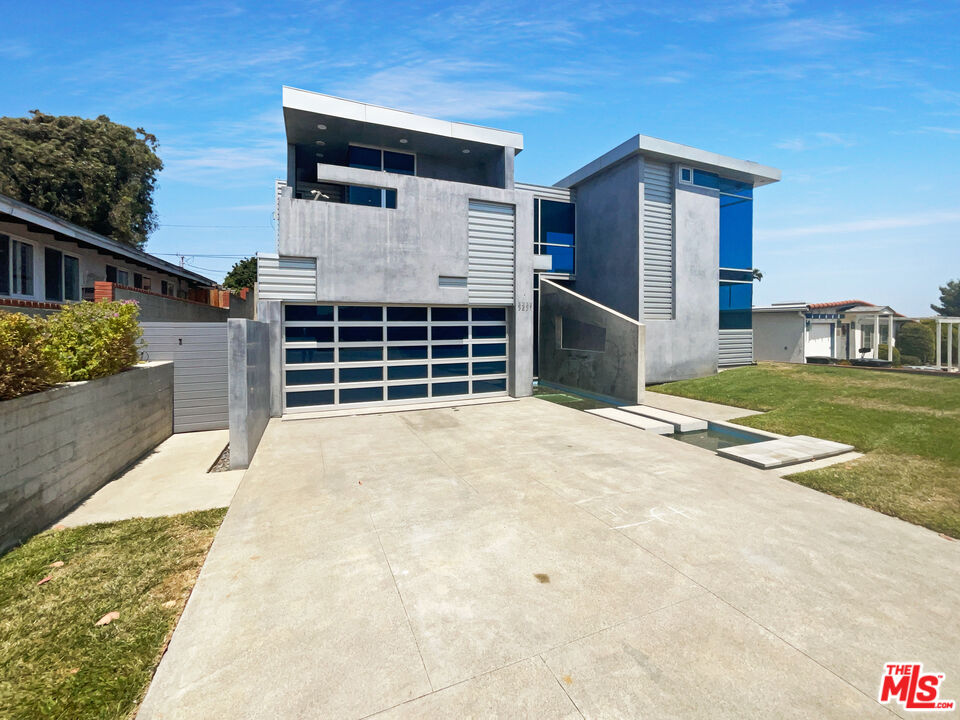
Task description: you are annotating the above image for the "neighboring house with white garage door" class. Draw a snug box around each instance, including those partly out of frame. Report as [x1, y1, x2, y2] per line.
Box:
[256, 87, 781, 414]
[753, 300, 903, 363]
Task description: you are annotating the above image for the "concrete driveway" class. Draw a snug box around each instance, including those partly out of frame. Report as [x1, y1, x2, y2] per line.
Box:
[138, 398, 960, 719]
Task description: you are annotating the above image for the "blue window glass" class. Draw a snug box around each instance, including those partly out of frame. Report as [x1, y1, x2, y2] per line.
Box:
[692, 169, 719, 189]
[719, 269, 754, 283]
[473, 324, 506, 339]
[719, 194, 753, 269]
[339, 306, 382, 322]
[719, 177, 753, 197]
[432, 362, 468, 378]
[719, 282, 752, 311]
[388, 325, 428, 341]
[383, 150, 415, 175]
[384, 189, 397, 209]
[285, 369, 334, 385]
[545, 245, 574, 273]
[473, 378, 506, 394]
[339, 326, 382, 342]
[472, 342, 506, 357]
[348, 146, 381, 170]
[286, 348, 334, 364]
[387, 306, 427, 322]
[339, 347, 382, 363]
[388, 384, 428, 400]
[432, 344, 468, 359]
[433, 381, 468, 396]
[473, 361, 506, 375]
[680, 167, 692, 183]
[388, 346, 428, 360]
[388, 365, 427, 380]
[472, 307, 506, 322]
[432, 325, 469, 340]
[719, 311, 752, 330]
[348, 185, 384, 206]
[340, 366, 383, 383]
[285, 326, 333, 343]
[285, 305, 333, 321]
[286, 390, 334, 408]
[432, 307, 468, 322]
[340, 386, 384, 404]
[539, 200, 575, 245]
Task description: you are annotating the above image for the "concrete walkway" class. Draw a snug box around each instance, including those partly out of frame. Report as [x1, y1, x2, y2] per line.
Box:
[643, 389, 763, 421]
[58, 430, 241, 527]
[138, 399, 959, 719]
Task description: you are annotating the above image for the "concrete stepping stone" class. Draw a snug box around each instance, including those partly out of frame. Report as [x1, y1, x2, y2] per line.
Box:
[585, 408, 673, 434]
[620, 405, 708, 432]
[717, 435, 854, 469]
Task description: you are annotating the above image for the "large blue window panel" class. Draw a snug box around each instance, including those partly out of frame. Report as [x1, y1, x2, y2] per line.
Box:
[545, 245, 574, 273]
[719, 194, 753, 269]
[719, 282, 753, 330]
[347, 146, 381, 170]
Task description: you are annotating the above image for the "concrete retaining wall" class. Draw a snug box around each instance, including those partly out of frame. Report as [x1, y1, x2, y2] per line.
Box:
[0, 361, 173, 554]
[228, 320, 271, 469]
[114, 286, 231, 322]
[538, 280, 644, 404]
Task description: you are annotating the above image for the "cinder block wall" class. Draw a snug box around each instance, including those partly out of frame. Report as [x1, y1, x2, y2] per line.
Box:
[0, 362, 173, 554]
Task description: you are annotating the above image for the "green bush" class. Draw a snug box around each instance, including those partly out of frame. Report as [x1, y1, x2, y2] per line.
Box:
[878, 343, 901, 366]
[0, 313, 63, 400]
[897, 322, 935, 364]
[901, 354, 922, 366]
[46, 300, 142, 381]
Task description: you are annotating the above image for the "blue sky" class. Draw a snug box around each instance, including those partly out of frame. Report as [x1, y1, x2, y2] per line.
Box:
[3, 0, 959, 316]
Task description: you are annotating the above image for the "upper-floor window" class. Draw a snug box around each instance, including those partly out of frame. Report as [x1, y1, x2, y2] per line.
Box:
[44, 247, 80, 301]
[0, 234, 35, 296]
[534, 199, 575, 274]
[348, 145, 415, 176]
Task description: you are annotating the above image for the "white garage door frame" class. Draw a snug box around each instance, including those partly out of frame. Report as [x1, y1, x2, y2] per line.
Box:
[282, 303, 509, 414]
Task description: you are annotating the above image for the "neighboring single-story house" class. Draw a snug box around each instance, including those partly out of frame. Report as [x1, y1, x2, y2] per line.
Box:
[753, 300, 903, 363]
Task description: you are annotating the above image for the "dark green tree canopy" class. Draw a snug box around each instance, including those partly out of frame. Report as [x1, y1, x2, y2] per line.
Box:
[931, 279, 960, 316]
[0, 110, 163, 248]
[897, 322, 935, 364]
[223, 256, 257, 292]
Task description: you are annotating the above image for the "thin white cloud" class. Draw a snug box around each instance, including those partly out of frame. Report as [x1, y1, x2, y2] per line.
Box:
[922, 126, 960, 135]
[775, 132, 855, 151]
[761, 211, 960, 240]
[752, 16, 869, 51]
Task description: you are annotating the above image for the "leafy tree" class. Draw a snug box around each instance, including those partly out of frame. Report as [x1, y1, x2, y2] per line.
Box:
[897, 322, 935, 364]
[931, 278, 960, 316]
[752, 268, 763, 282]
[0, 110, 162, 248]
[223, 256, 257, 292]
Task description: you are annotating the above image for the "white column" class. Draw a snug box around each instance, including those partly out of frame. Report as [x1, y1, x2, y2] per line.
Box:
[887, 315, 894, 362]
[873, 314, 880, 359]
[949, 323, 955, 370]
[937, 319, 942, 367]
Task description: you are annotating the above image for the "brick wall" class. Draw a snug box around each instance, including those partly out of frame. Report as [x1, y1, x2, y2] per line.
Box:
[0, 362, 174, 554]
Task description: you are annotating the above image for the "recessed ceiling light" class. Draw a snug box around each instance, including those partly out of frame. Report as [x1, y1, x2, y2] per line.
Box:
[399, 138, 408, 144]
[462, 148, 470, 154]
[315, 140, 325, 146]
[316, 123, 326, 130]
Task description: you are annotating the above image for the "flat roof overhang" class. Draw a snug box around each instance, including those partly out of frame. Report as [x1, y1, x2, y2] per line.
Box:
[556, 134, 781, 189]
[282, 86, 524, 157]
[0, 193, 215, 286]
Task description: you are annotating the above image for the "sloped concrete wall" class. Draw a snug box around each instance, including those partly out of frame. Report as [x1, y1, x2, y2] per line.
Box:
[0, 362, 173, 554]
[538, 280, 644, 404]
[227, 319, 270, 469]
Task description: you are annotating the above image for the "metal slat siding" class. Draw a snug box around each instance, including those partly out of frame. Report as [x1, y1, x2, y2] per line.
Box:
[643, 161, 675, 320]
[718, 328, 754, 367]
[514, 182, 572, 203]
[468, 201, 515, 304]
[257, 256, 317, 301]
[140, 323, 229, 432]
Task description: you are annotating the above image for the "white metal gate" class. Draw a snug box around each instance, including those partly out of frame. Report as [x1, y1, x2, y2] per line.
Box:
[282, 304, 508, 413]
[140, 322, 228, 432]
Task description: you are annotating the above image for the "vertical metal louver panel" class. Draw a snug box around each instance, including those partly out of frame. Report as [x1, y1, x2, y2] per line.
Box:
[468, 201, 515, 304]
[257, 255, 317, 301]
[643, 161, 674, 319]
[718, 328, 754, 367]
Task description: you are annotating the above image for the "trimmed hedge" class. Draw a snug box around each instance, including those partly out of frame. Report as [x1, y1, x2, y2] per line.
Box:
[0, 300, 142, 400]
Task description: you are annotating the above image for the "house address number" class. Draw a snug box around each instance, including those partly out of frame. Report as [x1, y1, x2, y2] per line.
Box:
[516, 301, 532, 312]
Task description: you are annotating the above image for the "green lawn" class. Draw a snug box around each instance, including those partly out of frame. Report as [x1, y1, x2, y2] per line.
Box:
[651, 363, 960, 538]
[0, 508, 226, 720]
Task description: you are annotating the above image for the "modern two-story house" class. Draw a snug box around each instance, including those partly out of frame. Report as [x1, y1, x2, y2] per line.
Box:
[258, 87, 780, 414]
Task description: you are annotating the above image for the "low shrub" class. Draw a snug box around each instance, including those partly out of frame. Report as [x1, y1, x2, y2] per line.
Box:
[878, 343, 901, 366]
[901, 354, 922, 366]
[0, 313, 63, 400]
[46, 301, 142, 381]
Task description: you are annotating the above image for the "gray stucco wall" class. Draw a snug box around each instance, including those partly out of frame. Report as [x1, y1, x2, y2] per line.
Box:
[228, 292, 255, 319]
[569, 158, 641, 319]
[538, 280, 644, 404]
[0, 361, 173, 554]
[643, 182, 720, 384]
[753, 311, 805, 363]
[114, 287, 230, 322]
[257, 300, 283, 417]
[228, 320, 271, 469]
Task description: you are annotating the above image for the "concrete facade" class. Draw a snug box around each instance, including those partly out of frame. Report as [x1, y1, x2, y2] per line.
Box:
[538, 279, 644, 404]
[0, 361, 173, 554]
[227, 319, 271, 469]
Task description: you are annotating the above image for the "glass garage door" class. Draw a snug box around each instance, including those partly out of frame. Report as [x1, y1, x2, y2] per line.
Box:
[282, 304, 509, 412]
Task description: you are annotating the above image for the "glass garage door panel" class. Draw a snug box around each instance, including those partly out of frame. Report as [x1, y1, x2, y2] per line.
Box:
[282, 304, 508, 412]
